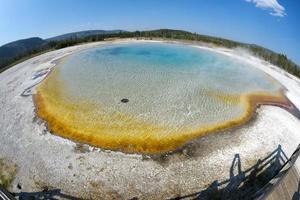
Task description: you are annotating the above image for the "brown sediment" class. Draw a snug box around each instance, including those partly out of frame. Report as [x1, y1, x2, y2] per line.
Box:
[254, 91, 300, 120]
[34, 84, 297, 155]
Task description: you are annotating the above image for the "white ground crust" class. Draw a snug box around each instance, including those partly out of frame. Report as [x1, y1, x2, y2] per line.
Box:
[0, 39, 300, 199]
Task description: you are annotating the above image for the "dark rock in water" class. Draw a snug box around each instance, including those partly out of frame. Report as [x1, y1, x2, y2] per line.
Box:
[121, 98, 129, 103]
[17, 183, 22, 190]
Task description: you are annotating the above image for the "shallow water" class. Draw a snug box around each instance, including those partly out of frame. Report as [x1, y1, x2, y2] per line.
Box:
[36, 42, 284, 153]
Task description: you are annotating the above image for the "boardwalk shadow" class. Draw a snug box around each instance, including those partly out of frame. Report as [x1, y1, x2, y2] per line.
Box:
[13, 188, 81, 200]
[292, 180, 300, 200]
[171, 144, 292, 200]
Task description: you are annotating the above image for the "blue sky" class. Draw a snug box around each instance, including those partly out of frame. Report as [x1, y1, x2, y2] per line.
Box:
[0, 0, 299, 64]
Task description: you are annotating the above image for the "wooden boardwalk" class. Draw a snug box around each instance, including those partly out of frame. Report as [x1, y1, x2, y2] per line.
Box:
[266, 166, 300, 200]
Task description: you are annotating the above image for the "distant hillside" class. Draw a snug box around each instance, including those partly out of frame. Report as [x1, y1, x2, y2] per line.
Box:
[0, 30, 124, 71]
[0, 37, 47, 61]
[46, 30, 124, 41]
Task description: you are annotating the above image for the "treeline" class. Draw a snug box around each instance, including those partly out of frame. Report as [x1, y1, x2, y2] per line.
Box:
[47, 31, 134, 49]
[246, 45, 300, 77]
[0, 44, 50, 72]
[34, 30, 242, 50]
[48, 35, 105, 49]
[139, 29, 241, 48]
[1, 29, 299, 78]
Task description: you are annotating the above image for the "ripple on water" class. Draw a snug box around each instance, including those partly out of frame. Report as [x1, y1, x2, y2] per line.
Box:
[35, 42, 287, 154]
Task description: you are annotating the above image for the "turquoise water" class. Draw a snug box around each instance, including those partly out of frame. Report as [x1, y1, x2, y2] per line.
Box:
[55, 42, 282, 130]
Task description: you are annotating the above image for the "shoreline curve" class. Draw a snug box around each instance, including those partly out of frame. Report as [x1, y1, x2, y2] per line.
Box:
[33, 42, 298, 154]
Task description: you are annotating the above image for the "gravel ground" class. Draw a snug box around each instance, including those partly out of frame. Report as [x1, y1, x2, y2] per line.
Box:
[0, 39, 300, 199]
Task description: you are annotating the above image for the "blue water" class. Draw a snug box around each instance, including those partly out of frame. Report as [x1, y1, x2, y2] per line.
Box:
[53, 42, 282, 129]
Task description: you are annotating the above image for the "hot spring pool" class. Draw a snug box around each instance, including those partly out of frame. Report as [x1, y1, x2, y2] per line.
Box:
[36, 42, 287, 153]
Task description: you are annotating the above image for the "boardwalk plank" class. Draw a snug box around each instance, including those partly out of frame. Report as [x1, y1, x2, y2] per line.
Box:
[266, 166, 299, 200]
